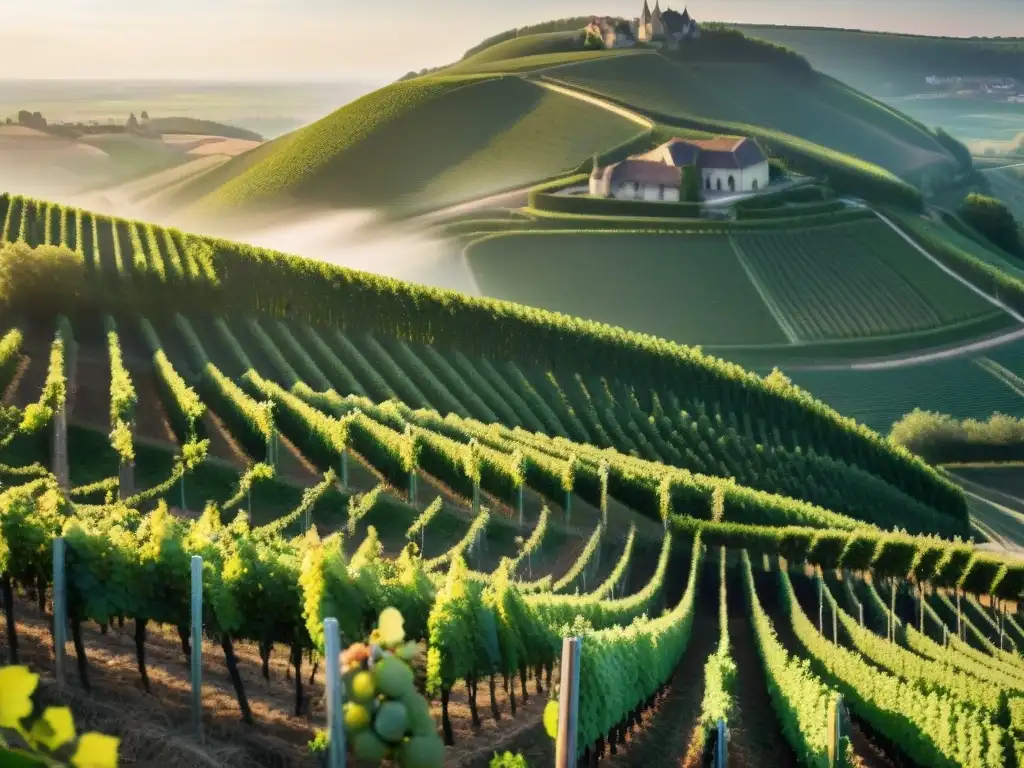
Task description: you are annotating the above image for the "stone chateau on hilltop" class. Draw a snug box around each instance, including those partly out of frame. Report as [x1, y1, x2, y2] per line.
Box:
[586, 2, 700, 49]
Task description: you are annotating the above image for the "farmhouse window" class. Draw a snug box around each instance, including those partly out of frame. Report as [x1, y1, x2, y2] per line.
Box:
[658, 185, 665, 200]
[752, 179, 758, 190]
[728, 175, 736, 192]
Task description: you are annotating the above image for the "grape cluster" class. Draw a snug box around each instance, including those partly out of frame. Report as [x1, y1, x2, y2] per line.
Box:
[342, 608, 445, 768]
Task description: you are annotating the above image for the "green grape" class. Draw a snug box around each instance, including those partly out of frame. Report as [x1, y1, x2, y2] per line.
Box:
[373, 700, 410, 743]
[373, 655, 415, 699]
[350, 670, 376, 703]
[343, 702, 371, 733]
[543, 700, 559, 739]
[353, 730, 390, 762]
[403, 693, 436, 737]
[396, 734, 445, 768]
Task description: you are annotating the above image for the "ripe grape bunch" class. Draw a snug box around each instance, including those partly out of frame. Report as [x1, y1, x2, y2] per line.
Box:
[342, 608, 445, 767]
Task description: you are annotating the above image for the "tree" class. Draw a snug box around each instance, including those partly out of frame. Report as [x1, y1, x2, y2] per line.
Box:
[680, 164, 702, 202]
[958, 192, 1023, 257]
[140, 110, 149, 120]
[768, 157, 787, 181]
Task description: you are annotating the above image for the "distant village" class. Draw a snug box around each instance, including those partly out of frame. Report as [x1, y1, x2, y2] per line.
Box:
[924, 75, 1024, 102]
[5, 109, 160, 138]
[585, 2, 701, 49]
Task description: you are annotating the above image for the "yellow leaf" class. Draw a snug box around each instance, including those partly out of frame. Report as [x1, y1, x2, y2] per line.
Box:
[70, 732, 120, 768]
[0, 666, 39, 730]
[30, 706, 76, 752]
[378, 607, 405, 646]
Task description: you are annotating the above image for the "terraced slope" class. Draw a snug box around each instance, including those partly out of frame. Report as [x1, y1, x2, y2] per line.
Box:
[464, 215, 1002, 347]
[0, 195, 974, 533]
[175, 75, 644, 216]
[542, 52, 956, 179]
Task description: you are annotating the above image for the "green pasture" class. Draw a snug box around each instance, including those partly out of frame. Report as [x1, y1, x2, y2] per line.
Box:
[464, 230, 789, 346]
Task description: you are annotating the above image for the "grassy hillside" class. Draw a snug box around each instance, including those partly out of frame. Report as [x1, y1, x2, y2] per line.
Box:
[0, 192, 969, 527]
[449, 30, 585, 70]
[463, 215, 1003, 347]
[176, 75, 644, 216]
[542, 52, 955, 180]
[148, 116, 263, 141]
[734, 25, 1024, 95]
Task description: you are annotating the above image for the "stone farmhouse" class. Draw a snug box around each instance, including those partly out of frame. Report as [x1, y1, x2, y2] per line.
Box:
[585, 2, 700, 49]
[589, 137, 770, 201]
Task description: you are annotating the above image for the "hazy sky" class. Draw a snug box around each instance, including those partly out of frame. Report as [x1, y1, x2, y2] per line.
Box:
[2, 0, 1021, 81]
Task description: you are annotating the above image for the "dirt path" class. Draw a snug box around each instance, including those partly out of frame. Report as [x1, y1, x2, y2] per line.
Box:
[727, 567, 800, 768]
[533, 79, 653, 129]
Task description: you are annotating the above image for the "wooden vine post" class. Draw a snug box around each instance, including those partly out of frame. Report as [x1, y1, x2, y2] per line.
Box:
[191, 555, 203, 738]
[52, 403, 69, 490]
[599, 460, 609, 526]
[517, 484, 524, 525]
[950, 589, 958, 643]
[53, 537, 66, 690]
[818, 570, 824, 634]
[919, 583, 925, 634]
[554, 637, 582, 768]
[324, 617, 346, 768]
[827, 694, 844, 767]
[340, 449, 349, 490]
[889, 579, 896, 643]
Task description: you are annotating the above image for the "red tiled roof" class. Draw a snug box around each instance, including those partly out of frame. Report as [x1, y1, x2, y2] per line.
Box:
[602, 159, 682, 186]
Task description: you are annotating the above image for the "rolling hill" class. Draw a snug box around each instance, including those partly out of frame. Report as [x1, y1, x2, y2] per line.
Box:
[538, 51, 956, 180]
[171, 74, 646, 217]
[160, 30, 961, 219]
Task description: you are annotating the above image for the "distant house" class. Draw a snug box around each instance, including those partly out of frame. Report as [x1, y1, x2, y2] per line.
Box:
[631, 1, 700, 45]
[585, 17, 636, 48]
[589, 137, 769, 199]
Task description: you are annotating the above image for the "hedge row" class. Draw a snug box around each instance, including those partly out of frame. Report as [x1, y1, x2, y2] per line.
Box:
[734, 183, 833, 211]
[530, 191, 702, 219]
[673, 516, 1024, 601]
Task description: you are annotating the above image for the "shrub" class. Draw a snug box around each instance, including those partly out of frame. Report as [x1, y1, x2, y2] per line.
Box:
[531, 192, 702, 218]
[958, 193, 1023, 257]
[890, 409, 1024, 464]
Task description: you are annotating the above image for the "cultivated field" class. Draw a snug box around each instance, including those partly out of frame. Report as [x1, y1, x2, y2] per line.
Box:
[1, 192, 1023, 768]
[465, 230, 790, 346]
[731, 218, 999, 341]
[464, 215, 1002, 349]
[787, 354, 1024, 434]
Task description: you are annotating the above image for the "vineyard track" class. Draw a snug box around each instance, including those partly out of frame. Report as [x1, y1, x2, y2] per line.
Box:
[3, 592, 553, 768]
[599, 562, 717, 768]
[751, 569, 902, 768]
[726, 566, 799, 768]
